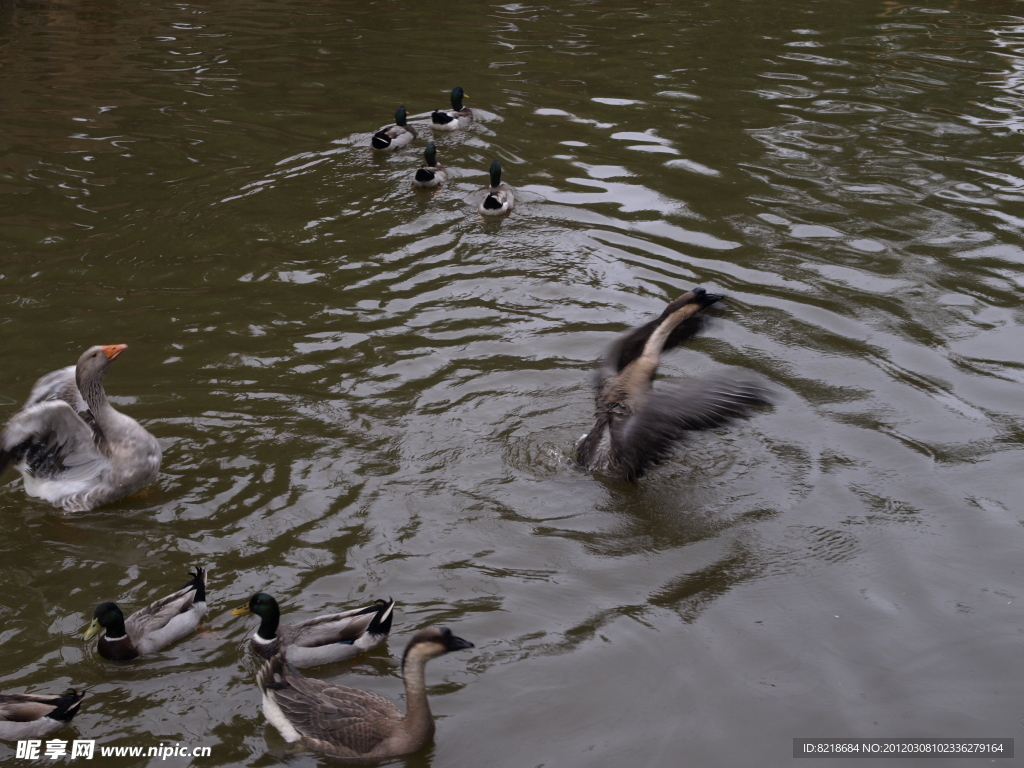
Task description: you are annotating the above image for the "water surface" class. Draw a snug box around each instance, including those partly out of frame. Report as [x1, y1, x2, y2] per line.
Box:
[1, 1, 1023, 766]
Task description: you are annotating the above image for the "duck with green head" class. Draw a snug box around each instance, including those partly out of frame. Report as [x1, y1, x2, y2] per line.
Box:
[232, 592, 395, 668]
[84, 567, 208, 661]
[431, 87, 472, 131]
[478, 160, 514, 216]
[372, 106, 417, 152]
[412, 144, 448, 189]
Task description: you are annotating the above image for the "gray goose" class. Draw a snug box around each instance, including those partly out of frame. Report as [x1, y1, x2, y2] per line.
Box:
[257, 626, 473, 759]
[0, 344, 161, 512]
[232, 593, 396, 668]
[0, 689, 85, 741]
[575, 288, 772, 481]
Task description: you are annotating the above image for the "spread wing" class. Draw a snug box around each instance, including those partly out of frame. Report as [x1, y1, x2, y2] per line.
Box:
[0, 400, 107, 482]
[598, 313, 712, 383]
[24, 366, 85, 410]
[612, 376, 773, 481]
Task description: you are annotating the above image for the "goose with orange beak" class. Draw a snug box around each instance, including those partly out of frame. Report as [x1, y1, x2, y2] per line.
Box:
[0, 344, 161, 511]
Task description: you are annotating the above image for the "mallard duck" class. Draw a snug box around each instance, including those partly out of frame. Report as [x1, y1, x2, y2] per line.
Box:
[478, 160, 514, 216]
[0, 690, 85, 741]
[232, 593, 395, 668]
[431, 87, 472, 131]
[0, 344, 161, 512]
[575, 288, 772, 481]
[371, 106, 417, 152]
[412, 143, 448, 189]
[257, 626, 473, 759]
[84, 567, 208, 661]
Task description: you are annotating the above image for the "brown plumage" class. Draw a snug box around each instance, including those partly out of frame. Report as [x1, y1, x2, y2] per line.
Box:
[575, 287, 773, 481]
[257, 626, 473, 758]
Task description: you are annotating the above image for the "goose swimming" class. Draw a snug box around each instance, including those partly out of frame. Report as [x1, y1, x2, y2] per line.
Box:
[257, 626, 473, 759]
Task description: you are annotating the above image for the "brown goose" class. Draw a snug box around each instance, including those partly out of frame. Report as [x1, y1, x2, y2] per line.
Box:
[0, 344, 161, 512]
[84, 567, 208, 662]
[257, 626, 473, 759]
[0, 689, 85, 741]
[232, 593, 395, 668]
[575, 288, 772, 481]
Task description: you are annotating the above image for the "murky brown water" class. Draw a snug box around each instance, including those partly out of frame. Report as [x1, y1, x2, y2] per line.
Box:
[2, 1, 1023, 766]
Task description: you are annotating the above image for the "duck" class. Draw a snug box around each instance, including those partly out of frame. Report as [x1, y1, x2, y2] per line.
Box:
[575, 288, 773, 481]
[0, 345, 162, 512]
[412, 143, 448, 189]
[431, 87, 472, 131]
[232, 593, 395, 668]
[478, 160, 514, 216]
[257, 626, 473, 759]
[371, 106, 417, 152]
[0, 689, 86, 741]
[84, 566, 208, 661]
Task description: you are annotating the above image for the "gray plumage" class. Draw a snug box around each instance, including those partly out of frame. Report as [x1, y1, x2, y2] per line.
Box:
[431, 87, 473, 131]
[233, 593, 395, 668]
[479, 160, 514, 216]
[575, 288, 773, 481]
[0, 690, 85, 741]
[84, 567, 208, 661]
[372, 106, 417, 152]
[257, 626, 473, 759]
[0, 344, 161, 512]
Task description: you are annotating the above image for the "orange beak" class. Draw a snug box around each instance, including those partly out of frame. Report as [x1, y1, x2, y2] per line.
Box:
[102, 344, 127, 361]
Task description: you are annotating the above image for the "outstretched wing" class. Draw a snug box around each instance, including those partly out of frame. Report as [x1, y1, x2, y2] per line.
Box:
[612, 376, 773, 481]
[598, 313, 712, 383]
[0, 400, 107, 482]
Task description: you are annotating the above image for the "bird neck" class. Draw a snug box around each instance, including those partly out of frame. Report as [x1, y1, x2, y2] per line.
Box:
[76, 369, 110, 410]
[256, 610, 280, 640]
[399, 650, 436, 744]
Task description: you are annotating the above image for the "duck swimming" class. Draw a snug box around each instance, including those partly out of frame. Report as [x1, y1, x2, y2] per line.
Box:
[478, 160, 514, 216]
[232, 593, 395, 668]
[84, 567, 208, 661]
[0, 690, 85, 741]
[257, 626, 473, 759]
[431, 87, 472, 131]
[371, 106, 417, 152]
[575, 288, 772, 481]
[0, 344, 161, 512]
[412, 143, 448, 189]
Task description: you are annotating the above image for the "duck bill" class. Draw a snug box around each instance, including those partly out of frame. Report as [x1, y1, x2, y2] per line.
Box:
[83, 618, 102, 641]
[230, 605, 252, 616]
[101, 344, 127, 361]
